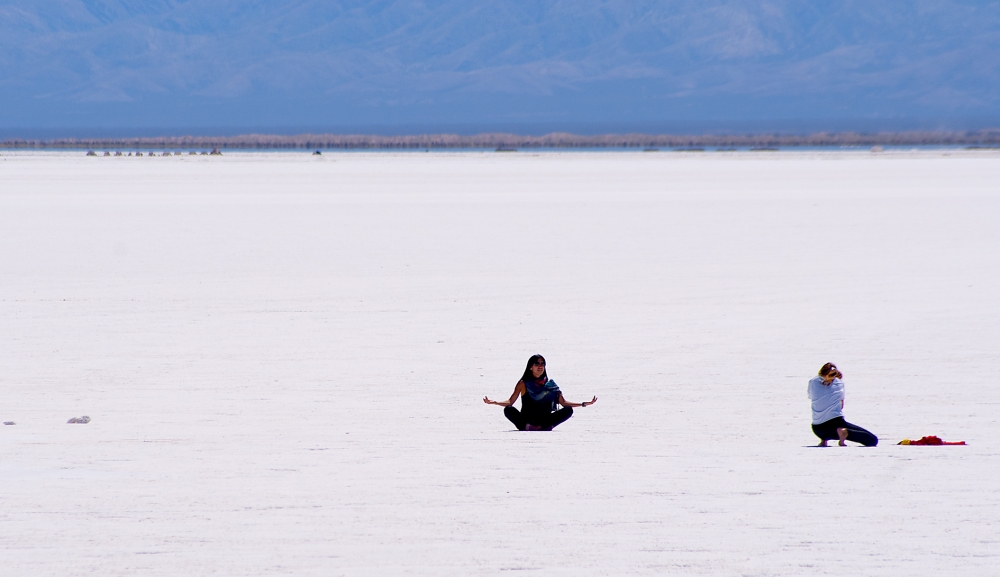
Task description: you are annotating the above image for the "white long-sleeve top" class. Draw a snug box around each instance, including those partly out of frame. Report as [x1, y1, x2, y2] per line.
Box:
[807, 376, 844, 425]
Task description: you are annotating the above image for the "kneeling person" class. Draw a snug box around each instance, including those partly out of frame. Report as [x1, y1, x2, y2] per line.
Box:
[808, 362, 878, 447]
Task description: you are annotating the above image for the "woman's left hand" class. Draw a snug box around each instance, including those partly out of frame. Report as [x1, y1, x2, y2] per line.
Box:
[582, 396, 597, 407]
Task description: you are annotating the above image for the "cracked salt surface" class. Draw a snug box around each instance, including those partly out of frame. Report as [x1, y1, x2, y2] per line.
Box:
[1, 151, 998, 576]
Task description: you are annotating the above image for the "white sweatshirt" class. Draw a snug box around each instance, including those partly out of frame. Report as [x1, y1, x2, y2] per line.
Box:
[807, 376, 844, 425]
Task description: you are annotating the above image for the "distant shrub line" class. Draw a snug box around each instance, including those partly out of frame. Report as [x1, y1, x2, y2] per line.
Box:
[4, 130, 1000, 150]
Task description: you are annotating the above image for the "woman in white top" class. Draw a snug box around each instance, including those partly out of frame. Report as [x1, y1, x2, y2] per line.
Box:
[808, 363, 878, 447]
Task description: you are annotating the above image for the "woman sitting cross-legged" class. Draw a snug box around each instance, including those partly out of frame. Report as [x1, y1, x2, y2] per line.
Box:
[483, 354, 597, 431]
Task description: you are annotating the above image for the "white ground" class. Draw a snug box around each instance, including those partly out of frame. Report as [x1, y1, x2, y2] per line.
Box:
[1, 150, 999, 576]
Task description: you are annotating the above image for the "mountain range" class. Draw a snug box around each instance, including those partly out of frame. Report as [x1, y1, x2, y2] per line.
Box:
[2, 0, 999, 134]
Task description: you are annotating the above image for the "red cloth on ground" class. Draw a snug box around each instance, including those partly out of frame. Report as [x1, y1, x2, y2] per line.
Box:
[899, 435, 966, 445]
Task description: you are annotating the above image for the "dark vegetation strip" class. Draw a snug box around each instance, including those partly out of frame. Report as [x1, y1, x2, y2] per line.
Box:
[4, 130, 1000, 150]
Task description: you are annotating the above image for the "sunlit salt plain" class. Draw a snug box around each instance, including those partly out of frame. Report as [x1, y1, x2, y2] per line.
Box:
[1, 150, 999, 576]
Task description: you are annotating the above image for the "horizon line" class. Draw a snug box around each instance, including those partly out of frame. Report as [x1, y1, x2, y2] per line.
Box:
[4, 129, 1000, 149]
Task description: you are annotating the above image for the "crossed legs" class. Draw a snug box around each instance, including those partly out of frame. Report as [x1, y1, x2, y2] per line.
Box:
[504, 406, 574, 431]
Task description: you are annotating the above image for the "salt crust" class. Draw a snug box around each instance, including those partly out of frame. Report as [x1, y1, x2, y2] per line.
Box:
[1, 151, 998, 576]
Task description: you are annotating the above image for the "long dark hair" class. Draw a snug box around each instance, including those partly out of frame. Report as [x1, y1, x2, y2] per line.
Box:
[520, 354, 547, 383]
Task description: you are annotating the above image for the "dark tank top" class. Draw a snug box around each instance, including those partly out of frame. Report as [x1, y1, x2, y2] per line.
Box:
[521, 391, 556, 422]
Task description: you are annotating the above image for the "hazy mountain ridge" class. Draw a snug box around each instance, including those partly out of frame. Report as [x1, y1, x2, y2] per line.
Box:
[2, 0, 999, 129]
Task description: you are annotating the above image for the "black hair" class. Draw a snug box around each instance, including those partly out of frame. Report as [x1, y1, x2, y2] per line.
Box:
[520, 354, 547, 383]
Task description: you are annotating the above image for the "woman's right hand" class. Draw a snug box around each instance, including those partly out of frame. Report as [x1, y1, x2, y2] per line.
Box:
[483, 396, 495, 405]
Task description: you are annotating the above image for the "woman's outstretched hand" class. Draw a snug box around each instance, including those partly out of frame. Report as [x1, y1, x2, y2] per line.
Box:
[486, 382, 523, 407]
[583, 396, 598, 407]
[484, 396, 512, 407]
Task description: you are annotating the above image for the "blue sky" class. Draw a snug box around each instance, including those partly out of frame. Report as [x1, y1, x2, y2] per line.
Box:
[2, 0, 999, 136]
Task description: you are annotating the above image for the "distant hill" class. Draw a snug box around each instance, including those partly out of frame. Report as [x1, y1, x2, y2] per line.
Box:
[2, 1, 999, 133]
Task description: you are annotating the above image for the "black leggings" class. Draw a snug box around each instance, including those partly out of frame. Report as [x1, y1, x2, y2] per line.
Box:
[812, 417, 878, 446]
[504, 406, 573, 431]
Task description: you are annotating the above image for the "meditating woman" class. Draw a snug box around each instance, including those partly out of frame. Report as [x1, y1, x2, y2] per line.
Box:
[808, 362, 878, 447]
[483, 354, 597, 431]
